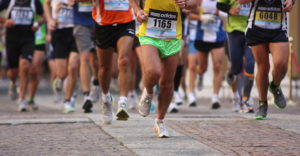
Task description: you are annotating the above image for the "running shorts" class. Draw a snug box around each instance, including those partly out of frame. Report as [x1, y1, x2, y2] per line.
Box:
[133, 36, 141, 50]
[194, 41, 224, 53]
[35, 44, 46, 51]
[51, 28, 78, 59]
[139, 36, 182, 58]
[95, 21, 135, 50]
[188, 40, 197, 54]
[245, 28, 288, 46]
[73, 25, 95, 53]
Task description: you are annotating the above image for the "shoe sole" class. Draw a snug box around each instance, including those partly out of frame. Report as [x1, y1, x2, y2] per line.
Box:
[211, 103, 221, 109]
[189, 102, 197, 107]
[254, 116, 266, 120]
[137, 106, 149, 117]
[116, 109, 130, 120]
[18, 108, 27, 112]
[64, 110, 75, 114]
[154, 128, 169, 138]
[82, 100, 93, 113]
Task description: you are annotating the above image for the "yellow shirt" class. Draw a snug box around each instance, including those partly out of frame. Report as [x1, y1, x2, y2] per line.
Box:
[138, 0, 182, 40]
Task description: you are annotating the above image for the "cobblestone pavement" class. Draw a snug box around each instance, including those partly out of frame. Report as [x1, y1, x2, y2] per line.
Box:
[168, 119, 300, 156]
[0, 123, 135, 156]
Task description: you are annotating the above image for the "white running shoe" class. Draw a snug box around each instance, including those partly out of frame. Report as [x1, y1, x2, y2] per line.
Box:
[52, 78, 63, 94]
[232, 97, 241, 112]
[18, 99, 28, 112]
[188, 92, 197, 107]
[154, 120, 169, 138]
[116, 97, 130, 120]
[167, 102, 178, 113]
[173, 91, 183, 105]
[137, 89, 153, 117]
[64, 100, 75, 114]
[8, 82, 18, 101]
[90, 85, 100, 103]
[102, 93, 113, 124]
[128, 91, 138, 110]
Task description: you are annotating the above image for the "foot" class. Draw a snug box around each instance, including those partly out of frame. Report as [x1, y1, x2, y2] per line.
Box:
[137, 89, 153, 117]
[188, 92, 197, 107]
[102, 93, 113, 124]
[232, 97, 241, 112]
[211, 102, 221, 109]
[82, 96, 93, 113]
[18, 99, 28, 112]
[116, 100, 130, 120]
[64, 100, 75, 113]
[254, 101, 268, 120]
[269, 82, 286, 109]
[168, 102, 178, 113]
[28, 100, 39, 111]
[173, 91, 183, 105]
[154, 120, 169, 138]
[242, 99, 254, 113]
[8, 82, 18, 101]
[128, 92, 138, 110]
[90, 85, 100, 103]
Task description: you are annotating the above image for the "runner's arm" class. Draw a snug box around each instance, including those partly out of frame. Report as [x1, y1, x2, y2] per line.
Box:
[0, 0, 10, 24]
[216, 2, 230, 14]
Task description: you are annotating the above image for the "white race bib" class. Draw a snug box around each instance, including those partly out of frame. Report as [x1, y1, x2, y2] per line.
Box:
[254, 10, 282, 29]
[146, 9, 177, 39]
[78, 2, 93, 12]
[201, 16, 221, 32]
[11, 7, 33, 25]
[57, 5, 73, 25]
[239, 3, 251, 16]
[104, 0, 129, 11]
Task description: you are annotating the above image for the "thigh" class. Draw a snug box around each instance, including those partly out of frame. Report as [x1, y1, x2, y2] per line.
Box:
[6, 38, 21, 69]
[21, 37, 35, 62]
[211, 47, 225, 66]
[96, 47, 114, 68]
[160, 53, 179, 83]
[227, 33, 244, 64]
[198, 51, 209, 68]
[117, 35, 134, 59]
[269, 42, 289, 66]
[250, 43, 269, 65]
[188, 53, 198, 69]
[140, 44, 161, 73]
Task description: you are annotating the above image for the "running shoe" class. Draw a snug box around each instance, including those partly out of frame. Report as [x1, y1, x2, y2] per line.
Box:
[116, 101, 130, 120]
[211, 95, 221, 109]
[173, 91, 183, 105]
[64, 100, 75, 114]
[102, 94, 113, 124]
[211, 102, 221, 109]
[254, 101, 268, 120]
[128, 91, 138, 110]
[188, 92, 197, 107]
[90, 85, 100, 103]
[154, 120, 169, 138]
[52, 78, 63, 94]
[242, 99, 254, 113]
[269, 82, 286, 109]
[197, 75, 204, 91]
[137, 89, 153, 117]
[18, 99, 28, 112]
[8, 82, 18, 101]
[82, 96, 93, 113]
[168, 102, 178, 113]
[232, 97, 241, 112]
[28, 100, 39, 111]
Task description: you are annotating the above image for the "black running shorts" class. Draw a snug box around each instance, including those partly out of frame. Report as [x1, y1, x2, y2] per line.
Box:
[194, 41, 224, 53]
[245, 28, 288, 46]
[95, 21, 135, 50]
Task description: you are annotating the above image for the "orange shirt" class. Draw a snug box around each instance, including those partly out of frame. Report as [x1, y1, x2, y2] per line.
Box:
[92, 0, 135, 25]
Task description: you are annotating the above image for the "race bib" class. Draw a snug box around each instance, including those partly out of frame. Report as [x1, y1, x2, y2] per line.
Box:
[146, 9, 177, 39]
[57, 5, 73, 25]
[104, 0, 129, 11]
[201, 16, 221, 32]
[254, 11, 282, 29]
[78, 2, 93, 12]
[239, 3, 251, 16]
[10, 7, 33, 25]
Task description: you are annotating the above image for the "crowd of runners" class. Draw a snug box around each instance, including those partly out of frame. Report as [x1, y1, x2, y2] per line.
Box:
[0, 0, 295, 137]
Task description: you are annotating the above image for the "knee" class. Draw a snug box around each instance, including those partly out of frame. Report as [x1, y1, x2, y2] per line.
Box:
[213, 62, 222, 73]
[68, 63, 78, 76]
[30, 66, 38, 77]
[19, 60, 30, 72]
[159, 80, 173, 92]
[80, 53, 90, 65]
[145, 68, 161, 81]
[257, 63, 270, 74]
[274, 60, 288, 72]
[118, 56, 130, 69]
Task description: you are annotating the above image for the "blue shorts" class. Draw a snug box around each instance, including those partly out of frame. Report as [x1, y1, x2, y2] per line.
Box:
[188, 41, 197, 54]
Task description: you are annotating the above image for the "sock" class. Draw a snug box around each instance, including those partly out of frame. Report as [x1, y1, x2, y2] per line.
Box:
[83, 91, 90, 97]
[233, 91, 240, 99]
[174, 65, 184, 91]
[155, 118, 163, 123]
[212, 93, 219, 103]
[270, 81, 279, 89]
[243, 76, 254, 100]
[102, 92, 111, 103]
[259, 100, 268, 105]
[28, 97, 34, 102]
[119, 96, 128, 104]
[93, 79, 99, 86]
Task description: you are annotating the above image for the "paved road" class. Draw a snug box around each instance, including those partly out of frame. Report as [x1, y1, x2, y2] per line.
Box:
[0, 79, 300, 156]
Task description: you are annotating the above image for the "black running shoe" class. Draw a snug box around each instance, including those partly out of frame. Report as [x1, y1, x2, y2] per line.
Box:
[211, 102, 221, 109]
[82, 98, 93, 113]
[269, 81, 286, 109]
[254, 101, 268, 120]
[189, 102, 197, 107]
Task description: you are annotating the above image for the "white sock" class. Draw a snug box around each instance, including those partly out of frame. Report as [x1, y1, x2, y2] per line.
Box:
[155, 118, 163, 123]
[102, 92, 111, 103]
[233, 91, 240, 99]
[211, 93, 219, 103]
[188, 92, 195, 103]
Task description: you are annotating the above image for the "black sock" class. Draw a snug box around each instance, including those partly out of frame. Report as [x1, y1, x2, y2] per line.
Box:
[174, 65, 184, 92]
[93, 79, 99, 86]
[64, 99, 70, 102]
[83, 92, 90, 96]
[243, 76, 254, 100]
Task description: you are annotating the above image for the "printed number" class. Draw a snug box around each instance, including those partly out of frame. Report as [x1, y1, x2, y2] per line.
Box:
[153, 19, 172, 29]
[259, 12, 278, 20]
[12, 10, 31, 18]
[59, 8, 72, 17]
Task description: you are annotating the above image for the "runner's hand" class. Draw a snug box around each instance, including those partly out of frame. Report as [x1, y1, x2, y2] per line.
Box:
[4, 19, 15, 28]
[200, 14, 215, 24]
[137, 10, 148, 23]
[229, 5, 240, 15]
[48, 19, 56, 32]
[32, 22, 39, 32]
[175, 0, 187, 8]
[283, 0, 293, 12]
